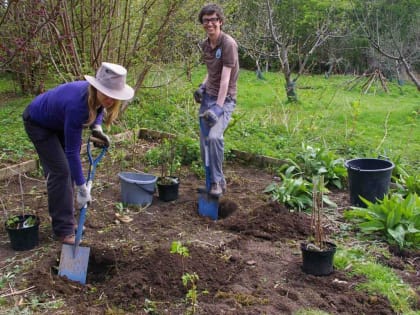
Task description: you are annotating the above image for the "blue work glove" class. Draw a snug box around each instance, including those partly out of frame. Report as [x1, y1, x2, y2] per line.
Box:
[90, 125, 110, 147]
[200, 104, 224, 127]
[76, 181, 92, 208]
[193, 84, 205, 104]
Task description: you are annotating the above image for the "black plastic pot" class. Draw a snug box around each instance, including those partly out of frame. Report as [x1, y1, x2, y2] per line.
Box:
[345, 158, 394, 207]
[301, 242, 336, 276]
[5, 215, 40, 251]
[157, 176, 179, 202]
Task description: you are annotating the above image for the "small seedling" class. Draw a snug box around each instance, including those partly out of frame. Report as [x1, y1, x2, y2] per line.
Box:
[170, 241, 189, 258]
[114, 202, 133, 223]
[182, 272, 199, 314]
[143, 298, 158, 314]
[115, 202, 126, 214]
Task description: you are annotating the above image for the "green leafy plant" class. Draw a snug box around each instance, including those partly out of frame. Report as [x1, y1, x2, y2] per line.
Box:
[295, 144, 347, 189]
[169, 242, 207, 314]
[264, 166, 336, 212]
[176, 135, 201, 166]
[393, 174, 420, 197]
[4, 174, 38, 229]
[115, 202, 125, 213]
[143, 298, 158, 314]
[182, 272, 199, 314]
[344, 193, 420, 249]
[170, 240, 190, 258]
[5, 215, 37, 229]
[264, 168, 313, 212]
[145, 138, 181, 185]
[170, 240, 190, 273]
[159, 139, 181, 179]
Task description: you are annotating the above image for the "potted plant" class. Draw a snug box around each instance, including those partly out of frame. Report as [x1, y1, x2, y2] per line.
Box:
[301, 176, 337, 276]
[3, 175, 40, 251]
[156, 138, 181, 202]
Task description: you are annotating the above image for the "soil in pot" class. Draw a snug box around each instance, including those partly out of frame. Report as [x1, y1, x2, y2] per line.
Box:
[5, 214, 40, 251]
[301, 241, 336, 276]
[157, 176, 179, 202]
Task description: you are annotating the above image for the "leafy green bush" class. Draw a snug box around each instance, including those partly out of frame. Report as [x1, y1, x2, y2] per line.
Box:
[388, 155, 420, 197]
[143, 139, 181, 178]
[344, 193, 420, 249]
[265, 165, 337, 212]
[143, 136, 202, 182]
[175, 135, 201, 166]
[393, 174, 420, 197]
[264, 174, 312, 212]
[295, 144, 347, 189]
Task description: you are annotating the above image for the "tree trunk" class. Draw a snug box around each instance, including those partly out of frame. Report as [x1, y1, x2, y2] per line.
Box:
[280, 47, 297, 101]
[401, 58, 420, 91]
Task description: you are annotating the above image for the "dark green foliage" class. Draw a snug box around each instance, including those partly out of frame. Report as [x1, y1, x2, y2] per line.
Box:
[344, 193, 420, 249]
[143, 136, 201, 177]
[264, 143, 343, 211]
[295, 144, 347, 189]
[175, 136, 201, 166]
[391, 156, 420, 197]
[143, 139, 181, 178]
[6, 215, 37, 229]
[263, 171, 313, 212]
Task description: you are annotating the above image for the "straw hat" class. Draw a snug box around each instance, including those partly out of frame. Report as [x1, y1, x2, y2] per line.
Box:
[84, 62, 134, 101]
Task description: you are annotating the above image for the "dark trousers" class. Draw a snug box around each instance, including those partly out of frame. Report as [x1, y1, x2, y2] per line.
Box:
[23, 108, 75, 237]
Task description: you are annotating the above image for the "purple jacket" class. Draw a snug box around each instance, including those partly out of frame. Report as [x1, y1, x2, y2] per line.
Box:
[28, 81, 103, 185]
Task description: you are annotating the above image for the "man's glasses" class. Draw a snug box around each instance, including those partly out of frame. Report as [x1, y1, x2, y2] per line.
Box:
[202, 17, 219, 25]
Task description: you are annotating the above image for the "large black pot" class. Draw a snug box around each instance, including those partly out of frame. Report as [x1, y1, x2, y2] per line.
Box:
[345, 158, 394, 207]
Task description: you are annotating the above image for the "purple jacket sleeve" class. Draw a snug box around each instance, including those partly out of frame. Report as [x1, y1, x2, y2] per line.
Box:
[92, 108, 104, 126]
[28, 81, 92, 186]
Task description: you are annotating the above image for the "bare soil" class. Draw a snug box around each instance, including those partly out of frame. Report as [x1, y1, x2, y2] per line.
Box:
[1, 138, 419, 314]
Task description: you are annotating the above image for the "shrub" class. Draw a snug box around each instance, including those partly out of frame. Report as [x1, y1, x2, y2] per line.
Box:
[344, 193, 420, 249]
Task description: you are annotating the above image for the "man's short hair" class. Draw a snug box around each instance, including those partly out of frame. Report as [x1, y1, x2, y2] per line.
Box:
[198, 4, 225, 24]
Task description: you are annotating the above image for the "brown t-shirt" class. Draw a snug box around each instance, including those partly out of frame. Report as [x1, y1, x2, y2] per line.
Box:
[200, 32, 239, 99]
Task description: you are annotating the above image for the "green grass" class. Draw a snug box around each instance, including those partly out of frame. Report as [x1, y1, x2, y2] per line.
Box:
[122, 68, 420, 173]
[231, 72, 419, 169]
[334, 245, 419, 314]
[1, 67, 419, 174]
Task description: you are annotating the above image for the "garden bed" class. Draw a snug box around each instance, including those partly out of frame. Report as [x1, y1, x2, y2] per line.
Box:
[0, 137, 419, 314]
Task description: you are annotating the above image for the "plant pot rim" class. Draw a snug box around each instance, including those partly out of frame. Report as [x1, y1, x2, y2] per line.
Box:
[300, 241, 336, 252]
[5, 214, 40, 230]
[157, 176, 180, 185]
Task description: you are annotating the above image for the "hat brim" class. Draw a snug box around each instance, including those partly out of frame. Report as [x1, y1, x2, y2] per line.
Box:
[84, 75, 135, 101]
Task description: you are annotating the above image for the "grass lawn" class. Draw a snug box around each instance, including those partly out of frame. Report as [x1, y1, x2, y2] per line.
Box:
[0, 68, 419, 173]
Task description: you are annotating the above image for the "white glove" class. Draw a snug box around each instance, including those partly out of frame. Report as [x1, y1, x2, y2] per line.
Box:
[76, 181, 92, 208]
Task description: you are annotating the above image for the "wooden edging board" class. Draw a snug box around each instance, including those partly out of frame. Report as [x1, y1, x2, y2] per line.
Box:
[0, 129, 285, 180]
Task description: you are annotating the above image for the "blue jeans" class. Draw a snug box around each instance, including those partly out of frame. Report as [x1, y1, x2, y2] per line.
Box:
[23, 107, 75, 237]
[199, 93, 236, 185]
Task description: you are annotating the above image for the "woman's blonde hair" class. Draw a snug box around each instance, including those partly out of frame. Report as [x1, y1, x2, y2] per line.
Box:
[85, 85, 122, 128]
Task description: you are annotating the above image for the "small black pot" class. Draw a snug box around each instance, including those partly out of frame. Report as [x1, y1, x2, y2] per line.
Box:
[5, 215, 40, 251]
[301, 242, 336, 276]
[157, 176, 179, 202]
